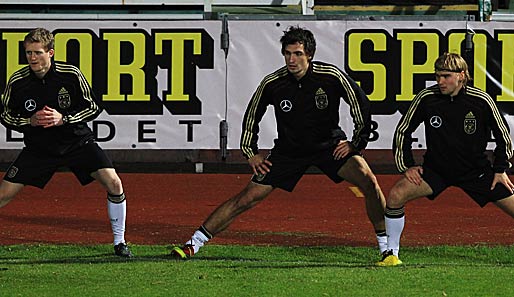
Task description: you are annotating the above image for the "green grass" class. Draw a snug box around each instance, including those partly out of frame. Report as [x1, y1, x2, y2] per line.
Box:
[1, 244, 514, 296]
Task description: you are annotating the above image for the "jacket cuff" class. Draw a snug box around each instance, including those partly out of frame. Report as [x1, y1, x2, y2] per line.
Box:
[493, 167, 506, 173]
[493, 161, 512, 173]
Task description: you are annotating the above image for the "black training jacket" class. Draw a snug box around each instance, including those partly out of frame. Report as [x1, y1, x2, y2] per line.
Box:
[1, 61, 101, 156]
[394, 84, 513, 178]
[240, 61, 371, 159]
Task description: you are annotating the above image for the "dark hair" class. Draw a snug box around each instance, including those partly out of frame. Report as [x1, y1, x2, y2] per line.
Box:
[280, 26, 316, 59]
[24, 27, 54, 51]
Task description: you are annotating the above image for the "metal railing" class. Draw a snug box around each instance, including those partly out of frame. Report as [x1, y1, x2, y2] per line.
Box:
[0, 0, 315, 15]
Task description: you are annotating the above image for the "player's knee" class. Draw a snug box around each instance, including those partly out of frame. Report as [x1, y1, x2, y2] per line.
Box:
[107, 192, 126, 203]
[105, 176, 123, 194]
[356, 172, 380, 194]
[387, 187, 407, 207]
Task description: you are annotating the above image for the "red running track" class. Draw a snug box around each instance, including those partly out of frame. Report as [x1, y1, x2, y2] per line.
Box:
[0, 173, 512, 247]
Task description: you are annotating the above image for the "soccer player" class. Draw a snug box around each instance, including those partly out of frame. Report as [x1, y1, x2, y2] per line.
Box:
[171, 26, 387, 259]
[377, 52, 514, 266]
[0, 28, 132, 257]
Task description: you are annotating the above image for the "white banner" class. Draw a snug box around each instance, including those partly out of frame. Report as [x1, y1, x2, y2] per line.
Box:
[1, 19, 514, 150]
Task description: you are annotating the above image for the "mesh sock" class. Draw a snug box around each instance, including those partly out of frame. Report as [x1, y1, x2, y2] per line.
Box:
[187, 225, 213, 254]
[107, 193, 127, 245]
[375, 230, 388, 254]
[384, 206, 405, 257]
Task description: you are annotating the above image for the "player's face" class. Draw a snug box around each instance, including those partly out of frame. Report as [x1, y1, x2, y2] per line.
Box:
[435, 70, 464, 96]
[25, 42, 54, 78]
[283, 42, 311, 80]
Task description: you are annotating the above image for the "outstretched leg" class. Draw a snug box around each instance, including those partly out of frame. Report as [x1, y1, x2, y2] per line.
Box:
[203, 182, 274, 234]
[173, 181, 274, 258]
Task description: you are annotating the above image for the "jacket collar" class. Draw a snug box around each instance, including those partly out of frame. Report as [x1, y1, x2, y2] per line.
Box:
[287, 62, 313, 83]
[29, 60, 55, 80]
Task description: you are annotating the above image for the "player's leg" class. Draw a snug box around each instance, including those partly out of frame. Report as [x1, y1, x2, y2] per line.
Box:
[0, 180, 24, 208]
[383, 177, 432, 259]
[336, 155, 387, 253]
[172, 181, 274, 258]
[203, 181, 274, 234]
[460, 168, 514, 218]
[70, 142, 131, 257]
[91, 168, 130, 257]
[1, 149, 56, 207]
[494, 195, 514, 217]
[172, 152, 305, 259]
[461, 169, 514, 218]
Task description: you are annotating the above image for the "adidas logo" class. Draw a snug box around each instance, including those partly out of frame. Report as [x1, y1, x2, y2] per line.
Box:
[465, 111, 475, 119]
[58, 87, 69, 95]
[315, 88, 326, 95]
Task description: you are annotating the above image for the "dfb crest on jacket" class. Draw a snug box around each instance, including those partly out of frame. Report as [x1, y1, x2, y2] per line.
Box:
[464, 111, 476, 135]
[58, 87, 71, 109]
[315, 87, 328, 109]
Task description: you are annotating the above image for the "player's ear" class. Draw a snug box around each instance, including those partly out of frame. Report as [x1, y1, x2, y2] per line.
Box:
[48, 49, 55, 58]
[455, 71, 462, 83]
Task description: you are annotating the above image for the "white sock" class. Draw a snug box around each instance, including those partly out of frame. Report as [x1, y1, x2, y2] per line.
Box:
[385, 213, 405, 257]
[187, 230, 209, 254]
[107, 200, 126, 245]
[376, 233, 388, 254]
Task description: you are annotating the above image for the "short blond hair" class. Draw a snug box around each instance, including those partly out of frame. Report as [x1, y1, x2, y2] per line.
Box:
[24, 27, 54, 51]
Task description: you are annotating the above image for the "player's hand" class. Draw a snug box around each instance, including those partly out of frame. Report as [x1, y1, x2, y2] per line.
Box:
[333, 140, 356, 160]
[491, 172, 514, 194]
[32, 105, 64, 128]
[404, 166, 424, 186]
[248, 154, 272, 176]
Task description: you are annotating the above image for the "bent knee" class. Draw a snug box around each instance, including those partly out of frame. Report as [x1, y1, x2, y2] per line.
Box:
[110, 176, 123, 189]
[387, 187, 408, 207]
[354, 171, 380, 192]
[102, 174, 123, 194]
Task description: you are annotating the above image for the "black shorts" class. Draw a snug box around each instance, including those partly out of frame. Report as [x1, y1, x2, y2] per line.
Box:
[423, 165, 512, 207]
[4, 142, 114, 188]
[251, 148, 360, 192]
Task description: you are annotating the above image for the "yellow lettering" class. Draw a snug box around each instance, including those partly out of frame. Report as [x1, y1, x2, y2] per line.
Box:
[103, 32, 149, 101]
[347, 32, 387, 101]
[54, 33, 94, 85]
[396, 33, 439, 101]
[497, 33, 514, 101]
[155, 32, 202, 101]
[3, 32, 26, 80]
[448, 32, 487, 90]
